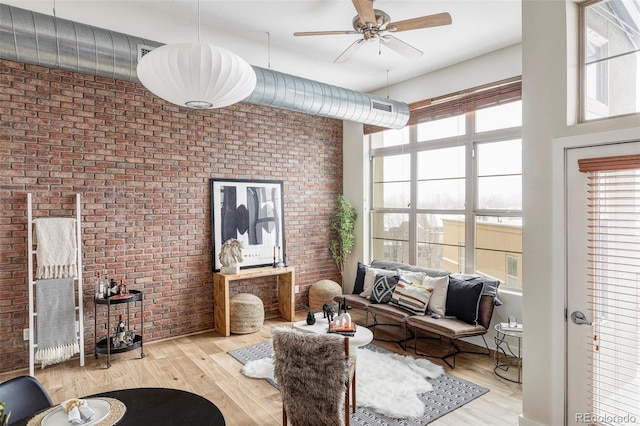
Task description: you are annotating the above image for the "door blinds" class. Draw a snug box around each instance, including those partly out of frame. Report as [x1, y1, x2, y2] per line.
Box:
[578, 153, 640, 425]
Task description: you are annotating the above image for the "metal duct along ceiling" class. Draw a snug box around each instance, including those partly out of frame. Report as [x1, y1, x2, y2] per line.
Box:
[0, 3, 409, 129]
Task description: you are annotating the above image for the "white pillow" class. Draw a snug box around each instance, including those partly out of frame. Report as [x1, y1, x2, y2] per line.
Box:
[361, 267, 396, 298]
[425, 275, 449, 316]
[396, 269, 426, 286]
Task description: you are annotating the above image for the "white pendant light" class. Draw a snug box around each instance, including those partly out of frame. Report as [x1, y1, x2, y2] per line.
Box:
[136, 1, 256, 109]
[137, 43, 256, 109]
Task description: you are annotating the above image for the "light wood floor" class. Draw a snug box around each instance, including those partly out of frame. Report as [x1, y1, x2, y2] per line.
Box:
[1, 310, 522, 425]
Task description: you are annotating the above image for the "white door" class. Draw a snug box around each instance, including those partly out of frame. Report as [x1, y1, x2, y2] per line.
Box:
[566, 141, 640, 425]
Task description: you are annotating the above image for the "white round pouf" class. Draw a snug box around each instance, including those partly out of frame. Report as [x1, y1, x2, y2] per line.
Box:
[230, 293, 264, 334]
[308, 280, 342, 312]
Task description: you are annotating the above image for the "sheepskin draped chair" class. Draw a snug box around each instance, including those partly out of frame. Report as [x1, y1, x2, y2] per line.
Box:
[271, 327, 355, 426]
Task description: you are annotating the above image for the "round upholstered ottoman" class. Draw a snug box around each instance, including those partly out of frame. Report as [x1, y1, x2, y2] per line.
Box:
[230, 293, 264, 334]
[309, 279, 342, 312]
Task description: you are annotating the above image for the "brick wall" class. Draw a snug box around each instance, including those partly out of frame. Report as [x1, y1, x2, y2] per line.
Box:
[0, 59, 344, 373]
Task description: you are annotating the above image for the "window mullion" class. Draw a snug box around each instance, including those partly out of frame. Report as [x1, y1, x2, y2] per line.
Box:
[409, 125, 418, 265]
[465, 111, 476, 274]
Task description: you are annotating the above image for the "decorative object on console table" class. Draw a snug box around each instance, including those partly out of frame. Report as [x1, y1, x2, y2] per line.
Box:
[210, 179, 285, 272]
[219, 238, 244, 275]
[273, 245, 277, 268]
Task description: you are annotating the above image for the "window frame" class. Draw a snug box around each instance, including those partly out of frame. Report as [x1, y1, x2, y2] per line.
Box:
[368, 86, 523, 291]
[579, 0, 640, 122]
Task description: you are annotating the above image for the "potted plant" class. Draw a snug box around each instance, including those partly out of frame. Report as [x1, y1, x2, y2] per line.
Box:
[329, 195, 357, 287]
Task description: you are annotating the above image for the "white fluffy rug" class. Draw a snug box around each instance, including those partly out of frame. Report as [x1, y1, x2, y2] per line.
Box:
[241, 347, 445, 419]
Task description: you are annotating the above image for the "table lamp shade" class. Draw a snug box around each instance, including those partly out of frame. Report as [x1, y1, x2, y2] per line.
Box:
[136, 43, 257, 109]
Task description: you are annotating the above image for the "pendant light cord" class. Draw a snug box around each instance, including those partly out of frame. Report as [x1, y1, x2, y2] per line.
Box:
[386, 69, 389, 99]
[266, 32, 271, 69]
[53, 0, 59, 68]
[197, 0, 201, 44]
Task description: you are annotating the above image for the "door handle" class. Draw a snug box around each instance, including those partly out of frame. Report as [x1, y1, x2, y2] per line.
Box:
[570, 311, 592, 325]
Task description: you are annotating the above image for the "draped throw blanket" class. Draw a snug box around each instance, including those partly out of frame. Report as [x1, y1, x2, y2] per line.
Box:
[34, 277, 79, 368]
[33, 218, 77, 279]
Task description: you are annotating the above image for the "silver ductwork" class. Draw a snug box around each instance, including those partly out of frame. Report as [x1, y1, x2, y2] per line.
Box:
[0, 3, 409, 129]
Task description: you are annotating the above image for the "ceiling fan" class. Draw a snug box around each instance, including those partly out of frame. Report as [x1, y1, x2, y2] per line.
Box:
[293, 0, 452, 63]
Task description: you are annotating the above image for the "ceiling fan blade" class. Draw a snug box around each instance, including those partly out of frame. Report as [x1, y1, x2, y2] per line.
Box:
[380, 35, 423, 58]
[294, 30, 359, 36]
[388, 12, 452, 32]
[334, 39, 366, 63]
[352, 0, 377, 25]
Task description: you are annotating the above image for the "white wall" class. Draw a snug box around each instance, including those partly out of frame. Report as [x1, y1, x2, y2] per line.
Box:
[370, 43, 522, 103]
[342, 120, 368, 295]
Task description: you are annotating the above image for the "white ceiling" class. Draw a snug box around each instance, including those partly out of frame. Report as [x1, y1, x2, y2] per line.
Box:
[2, 0, 522, 93]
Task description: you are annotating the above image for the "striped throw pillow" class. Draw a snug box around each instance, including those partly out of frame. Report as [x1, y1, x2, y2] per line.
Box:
[389, 277, 433, 315]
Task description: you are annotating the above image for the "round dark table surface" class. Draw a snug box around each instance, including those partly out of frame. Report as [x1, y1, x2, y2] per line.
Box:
[16, 387, 226, 426]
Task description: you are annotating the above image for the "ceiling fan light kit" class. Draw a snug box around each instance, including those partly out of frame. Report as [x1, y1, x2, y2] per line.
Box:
[136, 43, 257, 109]
[294, 0, 452, 63]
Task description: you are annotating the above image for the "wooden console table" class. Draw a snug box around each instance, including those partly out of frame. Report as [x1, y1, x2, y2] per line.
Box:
[213, 266, 295, 336]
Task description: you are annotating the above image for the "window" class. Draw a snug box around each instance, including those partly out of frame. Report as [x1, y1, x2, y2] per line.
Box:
[580, 0, 640, 121]
[369, 78, 523, 289]
[370, 127, 409, 149]
[475, 100, 522, 132]
[416, 147, 465, 210]
[371, 212, 410, 263]
[372, 154, 410, 209]
[416, 115, 466, 141]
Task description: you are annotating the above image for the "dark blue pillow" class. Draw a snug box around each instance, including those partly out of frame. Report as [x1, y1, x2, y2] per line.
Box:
[446, 276, 484, 325]
[352, 262, 367, 294]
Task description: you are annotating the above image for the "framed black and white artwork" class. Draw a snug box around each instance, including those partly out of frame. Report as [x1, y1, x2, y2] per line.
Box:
[210, 178, 285, 271]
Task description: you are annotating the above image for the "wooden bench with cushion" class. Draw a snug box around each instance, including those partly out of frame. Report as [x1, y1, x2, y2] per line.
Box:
[335, 260, 500, 368]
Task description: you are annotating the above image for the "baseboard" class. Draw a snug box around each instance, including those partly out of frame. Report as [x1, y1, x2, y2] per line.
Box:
[518, 414, 545, 426]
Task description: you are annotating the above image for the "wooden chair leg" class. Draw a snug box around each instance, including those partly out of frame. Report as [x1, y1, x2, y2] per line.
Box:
[345, 385, 350, 426]
[282, 406, 287, 426]
[352, 368, 356, 412]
